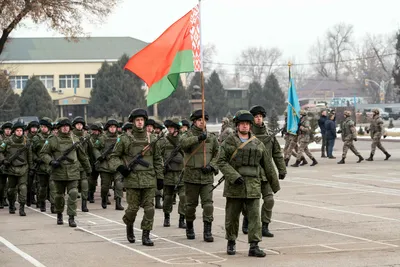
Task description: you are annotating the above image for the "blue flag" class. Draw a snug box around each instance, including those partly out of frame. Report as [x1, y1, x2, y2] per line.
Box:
[287, 78, 301, 135]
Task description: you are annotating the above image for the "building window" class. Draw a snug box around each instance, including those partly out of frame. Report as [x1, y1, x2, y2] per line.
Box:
[9, 75, 29, 90]
[85, 74, 95, 88]
[39, 75, 54, 89]
[59, 75, 79, 89]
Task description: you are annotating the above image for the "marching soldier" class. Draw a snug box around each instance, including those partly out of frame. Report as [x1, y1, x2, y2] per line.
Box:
[110, 108, 164, 246]
[154, 120, 164, 135]
[88, 122, 103, 203]
[218, 117, 234, 143]
[241, 106, 286, 237]
[338, 110, 364, 164]
[122, 122, 133, 134]
[145, 119, 156, 134]
[160, 118, 186, 229]
[72, 116, 90, 212]
[40, 117, 91, 227]
[180, 119, 190, 133]
[291, 110, 318, 167]
[26, 120, 40, 207]
[32, 117, 54, 212]
[0, 122, 32, 216]
[180, 109, 219, 242]
[217, 110, 280, 257]
[93, 119, 124, 210]
[117, 121, 123, 135]
[366, 109, 391, 161]
[0, 121, 12, 208]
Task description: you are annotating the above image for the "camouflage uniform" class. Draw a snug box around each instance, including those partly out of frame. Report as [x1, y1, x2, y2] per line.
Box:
[110, 108, 164, 246]
[338, 111, 364, 164]
[292, 111, 317, 167]
[0, 122, 12, 208]
[180, 109, 219, 242]
[88, 122, 103, 203]
[366, 110, 391, 161]
[26, 121, 41, 207]
[0, 122, 32, 216]
[218, 110, 280, 257]
[218, 117, 234, 143]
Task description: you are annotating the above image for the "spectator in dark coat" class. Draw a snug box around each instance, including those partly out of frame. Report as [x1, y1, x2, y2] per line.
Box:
[325, 113, 337, 158]
[318, 110, 328, 158]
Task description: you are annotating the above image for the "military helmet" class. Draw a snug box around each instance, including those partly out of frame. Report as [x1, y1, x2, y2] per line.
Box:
[249, 105, 267, 118]
[118, 121, 123, 128]
[104, 118, 119, 131]
[12, 121, 25, 132]
[190, 109, 209, 121]
[154, 120, 165, 130]
[344, 110, 352, 117]
[372, 108, 380, 114]
[164, 118, 182, 129]
[299, 109, 307, 116]
[57, 117, 72, 129]
[145, 119, 155, 126]
[26, 120, 40, 130]
[181, 119, 190, 127]
[233, 110, 254, 124]
[122, 122, 133, 131]
[72, 116, 85, 126]
[39, 117, 53, 129]
[1, 121, 13, 130]
[128, 108, 148, 122]
[90, 121, 103, 131]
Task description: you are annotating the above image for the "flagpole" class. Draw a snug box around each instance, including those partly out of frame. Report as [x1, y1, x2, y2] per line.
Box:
[199, 0, 206, 167]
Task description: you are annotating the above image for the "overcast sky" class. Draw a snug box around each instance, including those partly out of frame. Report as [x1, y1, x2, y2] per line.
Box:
[11, 0, 400, 74]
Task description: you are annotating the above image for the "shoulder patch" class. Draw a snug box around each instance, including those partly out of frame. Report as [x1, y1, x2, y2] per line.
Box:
[1, 143, 6, 147]
[117, 137, 120, 143]
[45, 140, 49, 145]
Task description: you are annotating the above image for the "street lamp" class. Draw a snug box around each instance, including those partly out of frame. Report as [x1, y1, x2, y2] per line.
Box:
[365, 78, 394, 103]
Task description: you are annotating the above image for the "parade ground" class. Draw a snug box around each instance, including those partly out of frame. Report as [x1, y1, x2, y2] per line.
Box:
[2, 139, 400, 267]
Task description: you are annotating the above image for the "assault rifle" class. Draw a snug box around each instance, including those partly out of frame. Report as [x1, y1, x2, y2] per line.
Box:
[0, 141, 31, 172]
[94, 141, 116, 168]
[55, 136, 90, 163]
[120, 132, 164, 182]
[164, 143, 182, 174]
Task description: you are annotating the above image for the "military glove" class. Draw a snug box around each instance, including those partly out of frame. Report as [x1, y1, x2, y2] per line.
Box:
[86, 172, 92, 178]
[337, 130, 342, 134]
[117, 165, 131, 177]
[157, 179, 164, 190]
[384, 135, 387, 138]
[2, 159, 11, 166]
[366, 130, 370, 134]
[49, 160, 61, 168]
[198, 132, 207, 142]
[201, 164, 214, 174]
[353, 137, 357, 141]
[279, 173, 286, 180]
[234, 176, 244, 185]
[28, 168, 36, 177]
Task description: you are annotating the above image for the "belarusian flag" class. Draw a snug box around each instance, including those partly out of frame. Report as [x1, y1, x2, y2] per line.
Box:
[124, 5, 201, 106]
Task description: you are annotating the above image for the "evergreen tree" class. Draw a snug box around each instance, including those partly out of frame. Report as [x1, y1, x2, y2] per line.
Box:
[156, 77, 191, 118]
[187, 72, 201, 94]
[0, 72, 20, 121]
[263, 73, 286, 115]
[205, 70, 225, 121]
[393, 31, 400, 92]
[19, 76, 55, 118]
[268, 108, 279, 131]
[248, 81, 265, 109]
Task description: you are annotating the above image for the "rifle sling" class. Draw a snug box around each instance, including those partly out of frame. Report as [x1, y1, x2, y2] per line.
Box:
[230, 135, 257, 161]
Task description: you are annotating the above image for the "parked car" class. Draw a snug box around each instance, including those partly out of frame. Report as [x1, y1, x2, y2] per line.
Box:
[384, 107, 400, 120]
[11, 116, 40, 125]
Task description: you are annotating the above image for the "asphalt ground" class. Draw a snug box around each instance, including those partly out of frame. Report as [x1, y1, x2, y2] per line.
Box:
[2, 138, 400, 267]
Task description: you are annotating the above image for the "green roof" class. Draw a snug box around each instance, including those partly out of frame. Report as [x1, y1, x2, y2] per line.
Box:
[0, 37, 148, 62]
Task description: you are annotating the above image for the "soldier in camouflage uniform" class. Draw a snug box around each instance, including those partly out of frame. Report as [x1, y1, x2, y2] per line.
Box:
[180, 119, 190, 133]
[117, 122, 123, 135]
[88, 122, 103, 203]
[26, 120, 40, 207]
[218, 110, 281, 257]
[338, 110, 364, 164]
[218, 117, 234, 143]
[0, 122, 32, 216]
[40, 118, 91, 227]
[366, 109, 391, 161]
[154, 120, 165, 209]
[291, 110, 318, 167]
[71, 116, 90, 212]
[0, 122, 12, 208]
[181, 109, 219, 242]
[110, 108, 164, 246]
[241, 106, 286, 237]
[160, 118, 186, 229]
[93, 119, 124, 210]
[32, 117, 54, 212]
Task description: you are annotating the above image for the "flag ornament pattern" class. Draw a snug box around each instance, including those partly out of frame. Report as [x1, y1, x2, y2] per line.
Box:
[190, 5, 201, 72]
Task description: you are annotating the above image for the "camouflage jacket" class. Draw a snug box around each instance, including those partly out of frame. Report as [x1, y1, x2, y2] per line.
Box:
[342, 117, 357, 141]
[39, 132, 91, 181]
[92, 131, 118, 173]
[217, 133, 280, 198]
[72, 129, 90, 171]
[0, 134, 32, 176]
[159, 133, 184, 186]
[298, 117, 311, 142]
[218, 125, 234, 143]
[370, 115, 384, 138]
[32, 131, 52, 174]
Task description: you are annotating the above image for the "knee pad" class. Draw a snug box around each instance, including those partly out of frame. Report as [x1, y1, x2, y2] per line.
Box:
[202, 203, 214, 216]
[68, 188, 79, 200]
[263, 195, 275, 210]
[144, 207, 155, 221]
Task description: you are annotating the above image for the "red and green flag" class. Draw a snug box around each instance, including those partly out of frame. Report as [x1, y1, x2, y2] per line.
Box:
[124, 5, 201, 106]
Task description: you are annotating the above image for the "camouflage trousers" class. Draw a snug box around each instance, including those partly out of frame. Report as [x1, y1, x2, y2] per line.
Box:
[123, 188, 155, 230]
[342, 139, 360, 158]
[0, 174, 7, 202]
[242, 181, 274, 223]
[54, 180, 79, 216]
[296, 140, 314, 161]
[371, 135, 387, 155]
[7, 174, 27, 205]
[88, 170, 99, 195]
[163, 185, 185, 215]
[284, 134, 299, 159]
[226, 197, 261, 243]
[100, 172, 123, 199]
[185, 182, 214, 223]
[37, 174, 55, 204]
[78, 171, 88, 200]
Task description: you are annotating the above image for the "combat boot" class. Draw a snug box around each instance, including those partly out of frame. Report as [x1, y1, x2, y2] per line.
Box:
[142, 230, 154, 246]
[179, 214, 186, 229]
[9, 201, 15, 214]
[40, 201, 46, 212]
[81, 199, 89, 212]
[357, 155, 364, 163]
[337, 158, 345, 164]
[68, 215, 77, 227]
[50, 203, 56, 214]
[163, 213, 170, 227]
[101, 195, 107, 209]
[155, 196, 162, 209]
[88, 191, 94, 203]
[321, 152, 326, 158]
[242, 216, 249, 234]
[366, 153, 374, 161]
[262, 222, 274, 237]
[291, 160, 301, 167]
[203, 221, 214, 242]
[19, 203, 26, 216]
[300, 157, 308, 166]
[186, 221, 195, 239]
[248, 242, 266, 257]
[284, 158, 289, 167]
[227, 240, 236, 255]
[0, 200, 3, 209]
[26, 192, 31, 207]
[384, 152, 391, 161]
[126, 224, 135, 243]
[3, 198, 8, 207]
[115, 198, 124, 210]
[57, 213, 63, 225]
[310, 158, 318, 166]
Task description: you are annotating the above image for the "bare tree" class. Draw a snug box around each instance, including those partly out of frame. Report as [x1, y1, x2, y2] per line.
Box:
[0, 0, 120, 55]
[309, 38, 331, 78]
[202, 43, 217, 76]
[236, 46, 283, 83]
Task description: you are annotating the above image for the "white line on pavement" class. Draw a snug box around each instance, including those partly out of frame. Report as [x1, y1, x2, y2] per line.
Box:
[0, 236, 47, 267]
